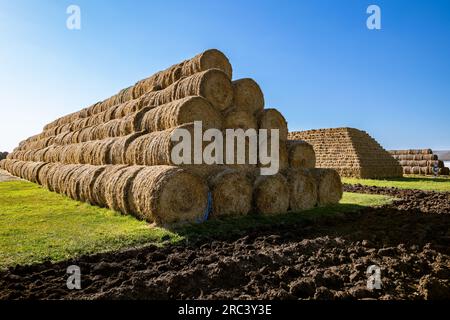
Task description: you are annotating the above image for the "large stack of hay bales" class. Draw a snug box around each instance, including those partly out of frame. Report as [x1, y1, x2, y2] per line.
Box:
[289, 128, 403, 179]
[0, 49, 343, 226]
[389, 149, 450, 175]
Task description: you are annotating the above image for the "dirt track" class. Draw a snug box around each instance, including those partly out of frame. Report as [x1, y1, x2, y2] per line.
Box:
[0, 186, 449, 300]
[0, 169, 19, 182]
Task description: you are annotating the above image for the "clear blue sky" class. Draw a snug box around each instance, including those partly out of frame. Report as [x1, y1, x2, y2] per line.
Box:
[1, 0, 449, 152]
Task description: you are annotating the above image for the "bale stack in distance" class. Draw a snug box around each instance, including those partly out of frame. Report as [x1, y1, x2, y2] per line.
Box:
[0, 152, 8, 161]
[2, 49, 344, 226]
[289, 128, 403, 179]
[389, 149, 450, 176]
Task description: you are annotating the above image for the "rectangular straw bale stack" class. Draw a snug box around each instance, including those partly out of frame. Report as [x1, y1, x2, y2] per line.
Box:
[389, 149, 450, 176]
[3, 49, 343, 225]
[289, 128, 403, 179]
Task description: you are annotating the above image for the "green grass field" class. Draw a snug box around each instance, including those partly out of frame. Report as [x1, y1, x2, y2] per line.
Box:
[0, 180, 394, 269]
[342, 175, 450, 192]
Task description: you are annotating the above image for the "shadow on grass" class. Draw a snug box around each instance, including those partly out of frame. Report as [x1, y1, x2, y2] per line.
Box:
[171, 203, 367, 243]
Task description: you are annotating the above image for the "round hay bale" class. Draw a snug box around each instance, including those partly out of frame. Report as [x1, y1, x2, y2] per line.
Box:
[139, 69, 233, 111]
[135, 49, 232, 95]
[55, 164, 76, 195]
[253, 173, 289, 215]
[53, 131, 72, 145]
[11, 159, 23, 174]
[141, 96, 222, 132]
[286, 140, 316, 169]
[55, 164, 81, 194]
[310, 168, 343, 206]
[30, 162, 48, 184]
[86, 113, 103, 127]
[19, 161, 34, 182]
[57, 145, 72, 164]
[223, 110, 257, 130]
[87, 102, 101, 116]
[90, 139, 116, 165]
[1, 159, 14, 173]
[419, 167, 429, 175]
[59, 122, 72, 134]
[176, 69, 233, 111]
[207, 169, 253, 218]
[96, 120, 122, 140]
[14, 151, 24, 161]
[105, 166, 144, 215]
[45, 145, 63, 163]
[6, 151, 17, 160]
[258, 108, 288, 141]
[33, 148, 48, 162]
[102, 104, 121, 122]
[65, 165, 93, 200]
[18, 161, 31, 181]
[0, 159, 7, 170]
[258, 136, 288, 172]
[77, 141, 96, 164]
[284, 168, 318, 211]
[23, 150, 35, 161]
[411, 166, 421, 174]
[113, 102, 131, 119]
[182, 49, 232, 80]
[117, 107, 152, 136]
[38, 162, 59, 190]
[47, 164, 64, 193]
[126, 134, 149, 165]
[109, 132, 144, 165]
[91, 165, 129, 207]
[128, 124, 196, 166]
[142, 130, 174, 166]
[78, 165, 107, 204]
[121, 99, 142, 116]
[232, 78, 264, 115]
[11, 160, 27, 178]
[78, 126, 98, 143]
[25, 162, 39, 182]
[130, 166, 208, 224]
[71, 118, 85, 131]
[78, 108, 89, 119]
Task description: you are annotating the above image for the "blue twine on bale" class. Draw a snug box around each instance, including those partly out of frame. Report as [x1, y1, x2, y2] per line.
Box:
[197, 191, 212, 224]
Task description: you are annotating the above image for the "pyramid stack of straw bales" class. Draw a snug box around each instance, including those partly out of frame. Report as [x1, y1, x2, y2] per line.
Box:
[0, 49, 343, 226]
[389, 149, 450, 175]
[289, 128, 403, 179]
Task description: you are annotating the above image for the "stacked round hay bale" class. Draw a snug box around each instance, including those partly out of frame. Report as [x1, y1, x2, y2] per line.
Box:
[207, 169, 253, 219]
[389, 149, 450, 176]
[4, 49, 345, 226]
[1, 159, 209, 225]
